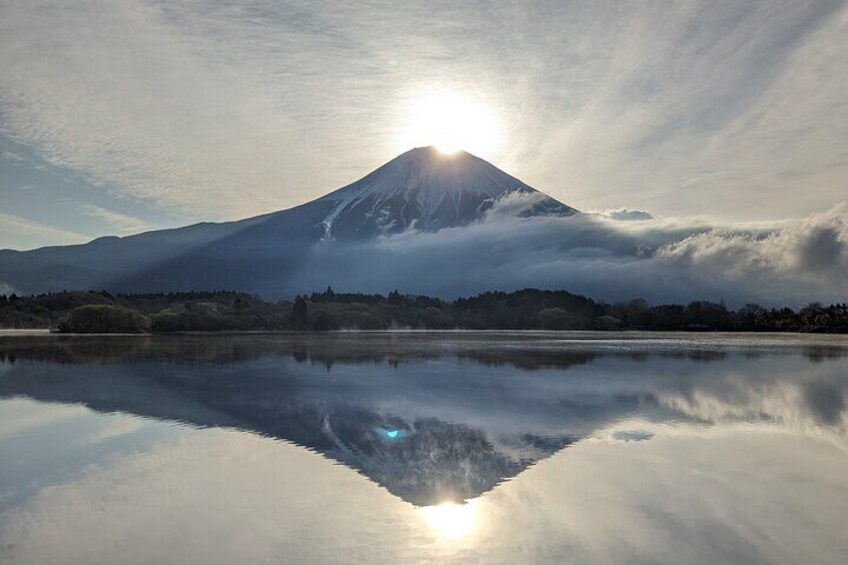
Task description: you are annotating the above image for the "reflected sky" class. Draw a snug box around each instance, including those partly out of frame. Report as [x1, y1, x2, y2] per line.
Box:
[1, 332, 848, 564]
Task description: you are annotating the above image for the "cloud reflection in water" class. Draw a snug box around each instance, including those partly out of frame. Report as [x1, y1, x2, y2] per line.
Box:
[1, 333, 848, 563]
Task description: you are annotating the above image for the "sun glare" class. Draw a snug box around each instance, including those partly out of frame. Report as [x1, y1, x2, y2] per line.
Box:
[396, 90, 503, 158]
[419, 501, 477, 540]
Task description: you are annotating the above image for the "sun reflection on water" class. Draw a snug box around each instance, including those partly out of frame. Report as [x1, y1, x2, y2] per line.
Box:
[419, 500, 477, 540]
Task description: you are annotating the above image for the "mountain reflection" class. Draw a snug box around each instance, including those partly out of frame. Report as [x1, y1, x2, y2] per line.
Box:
[1, 333, 847, 506]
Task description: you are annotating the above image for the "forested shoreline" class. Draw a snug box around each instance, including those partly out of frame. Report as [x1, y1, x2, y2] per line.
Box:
[0, 288, 846, 334]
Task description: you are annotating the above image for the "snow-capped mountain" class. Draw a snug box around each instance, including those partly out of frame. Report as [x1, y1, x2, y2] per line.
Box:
[319, 147, 575, 239]
[0, 147, 576, 295]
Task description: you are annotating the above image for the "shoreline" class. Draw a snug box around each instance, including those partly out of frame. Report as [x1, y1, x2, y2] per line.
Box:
[1, 328, 847, 339]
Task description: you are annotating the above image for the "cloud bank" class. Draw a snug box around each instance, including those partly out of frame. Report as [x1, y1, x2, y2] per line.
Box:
[291, 194, 848, 305]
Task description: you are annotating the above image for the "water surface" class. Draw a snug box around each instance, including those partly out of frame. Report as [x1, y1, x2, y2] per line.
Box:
[1, 332, 847, 564]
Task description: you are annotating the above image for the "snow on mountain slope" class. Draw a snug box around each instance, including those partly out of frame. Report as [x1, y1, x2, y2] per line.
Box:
[317, 147, 576, 239]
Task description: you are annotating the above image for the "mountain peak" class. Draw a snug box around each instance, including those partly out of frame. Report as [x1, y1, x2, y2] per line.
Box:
[317, 147, 575, 239]
[393, 144, 472, 161]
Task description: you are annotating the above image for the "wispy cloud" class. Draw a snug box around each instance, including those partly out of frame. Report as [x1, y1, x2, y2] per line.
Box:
[1, 1, 845, 225]
[0, 213, 89, 250]
[74, 204, 151, 235]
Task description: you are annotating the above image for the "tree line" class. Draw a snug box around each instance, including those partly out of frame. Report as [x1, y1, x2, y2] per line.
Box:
[0, 288, 846, 333]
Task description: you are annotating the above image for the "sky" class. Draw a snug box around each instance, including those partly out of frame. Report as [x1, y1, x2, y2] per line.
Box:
[1, 0, 847, 250]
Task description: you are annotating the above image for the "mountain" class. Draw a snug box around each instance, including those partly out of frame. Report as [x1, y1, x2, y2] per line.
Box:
[319, 146, 573, 238]
[0, 147, 575, 296]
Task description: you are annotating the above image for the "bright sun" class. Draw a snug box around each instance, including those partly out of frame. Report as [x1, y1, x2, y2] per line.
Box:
[419, 501, 477, 540]
[396, 89, 503, 157]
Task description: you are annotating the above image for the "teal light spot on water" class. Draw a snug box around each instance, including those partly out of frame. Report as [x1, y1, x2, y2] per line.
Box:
[386, 430, 399, 439]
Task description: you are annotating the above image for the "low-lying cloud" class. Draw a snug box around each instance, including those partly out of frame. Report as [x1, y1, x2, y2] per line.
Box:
[291, 193, 848, 305]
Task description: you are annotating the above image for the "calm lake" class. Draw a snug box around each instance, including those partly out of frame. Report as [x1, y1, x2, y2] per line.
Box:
[1, 332, 847, 564]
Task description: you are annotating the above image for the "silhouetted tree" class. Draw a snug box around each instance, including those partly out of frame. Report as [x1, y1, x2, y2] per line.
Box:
[3, 287, 848, 334]
[291, 296, 309, 328]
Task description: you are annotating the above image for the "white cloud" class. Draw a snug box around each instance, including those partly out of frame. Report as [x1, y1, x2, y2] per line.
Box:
[1, 1, 846, 224]
[1, 1, 302, 218]
[290, 195, 848, 305]
[74, 204, 151, 235]
[593, 209, 654, 221]
[0, 213, 89, 250]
